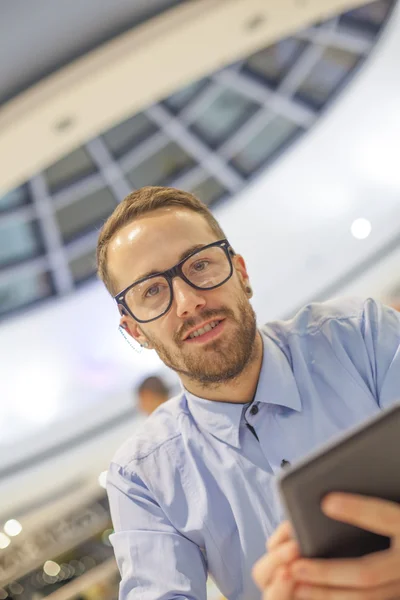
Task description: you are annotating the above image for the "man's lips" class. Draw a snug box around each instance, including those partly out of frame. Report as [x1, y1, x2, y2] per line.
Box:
[182, 318, 225, 341]
[182, 319, 226, 344]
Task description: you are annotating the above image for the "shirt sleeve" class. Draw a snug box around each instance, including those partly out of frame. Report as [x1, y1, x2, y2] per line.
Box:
[107, 460, 207, 600]
[361, 298, 400, 409]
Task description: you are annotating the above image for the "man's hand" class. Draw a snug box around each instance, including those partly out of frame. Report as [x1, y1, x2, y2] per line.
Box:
[253, 493, 400, 600]
[252, 520, 300, 599]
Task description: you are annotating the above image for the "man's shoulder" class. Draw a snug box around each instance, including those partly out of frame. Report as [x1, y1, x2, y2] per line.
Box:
[262, 297, 368, 340]
[112, 392, 188, 469]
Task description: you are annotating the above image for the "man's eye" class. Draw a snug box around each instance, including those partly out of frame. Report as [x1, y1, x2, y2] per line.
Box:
[193, 260, 209, 271]
[145, 285, 160, 298]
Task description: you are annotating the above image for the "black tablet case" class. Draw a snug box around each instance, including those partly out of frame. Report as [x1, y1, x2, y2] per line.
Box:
[278, 402, 400, 558]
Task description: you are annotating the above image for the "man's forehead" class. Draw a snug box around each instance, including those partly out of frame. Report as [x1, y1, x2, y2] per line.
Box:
[114, 208, 212, 246]
[109, 210, 218, 288]
[133, 241, 214, 282]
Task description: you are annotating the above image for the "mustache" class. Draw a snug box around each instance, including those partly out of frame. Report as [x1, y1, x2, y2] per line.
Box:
[175, 307, 235, 343]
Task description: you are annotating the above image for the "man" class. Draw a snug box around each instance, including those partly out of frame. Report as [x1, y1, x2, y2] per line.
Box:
[136, 375, 170, 416]
[97, 186, 400, 600]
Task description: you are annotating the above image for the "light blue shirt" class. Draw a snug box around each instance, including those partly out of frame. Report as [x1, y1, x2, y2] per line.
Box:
[107, 298, 400, 600]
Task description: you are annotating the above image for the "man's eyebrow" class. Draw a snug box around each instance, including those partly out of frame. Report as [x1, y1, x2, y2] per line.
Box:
[136, 244, 206, 282]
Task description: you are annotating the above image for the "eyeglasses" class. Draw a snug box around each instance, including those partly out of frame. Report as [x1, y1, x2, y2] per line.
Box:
[114, 239, 235, 323]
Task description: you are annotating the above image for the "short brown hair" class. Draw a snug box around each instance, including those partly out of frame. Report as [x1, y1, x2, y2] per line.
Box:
[97, 186, 226, 295]
[137, 376, 169, 398]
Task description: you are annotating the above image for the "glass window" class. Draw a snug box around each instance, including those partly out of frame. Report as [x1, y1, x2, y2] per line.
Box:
[0, 218, 43, 268]
[103, 113, 158, 158]
[191, 88, 259, 148]
[56, 187, 117, 243]
[0, 185, 30, 213]
[295, 47, 361, 109]
[340, 0, 393, 33]
[44, 147, 98, 194]
[69, 249, 97, 285]
[164, 79, 208, 113]
[0, 271, 54, 317]
[245, 38, 308, 87]
[231, 116, 300, 176]
[189, 176, 227, 207]
[127, 141, 196, 188]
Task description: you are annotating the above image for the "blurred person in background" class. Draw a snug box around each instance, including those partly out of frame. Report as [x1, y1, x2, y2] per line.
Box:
[136, 375, 170, 416]
[98, 186, 400, 600]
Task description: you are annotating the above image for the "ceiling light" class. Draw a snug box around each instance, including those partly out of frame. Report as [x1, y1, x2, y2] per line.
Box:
[4, 519, 22, 537]
[43, 561, 61, 577]
[98, 470, 108, 489]
[8, 582, 23, 596]
[0, 533, 10, 549]
[351, 218, 372, 239]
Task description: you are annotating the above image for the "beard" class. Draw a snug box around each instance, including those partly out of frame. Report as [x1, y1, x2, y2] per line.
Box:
[143, 290, 258, 387]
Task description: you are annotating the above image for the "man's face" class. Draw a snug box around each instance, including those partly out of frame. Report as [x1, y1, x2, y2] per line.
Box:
[108, 208, 257, 388]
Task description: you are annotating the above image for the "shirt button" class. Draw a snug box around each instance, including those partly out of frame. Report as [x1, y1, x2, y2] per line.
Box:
[250, 405, 259, 416]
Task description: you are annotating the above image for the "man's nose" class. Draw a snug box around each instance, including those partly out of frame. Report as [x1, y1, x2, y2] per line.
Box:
[172, 277, 206, 318]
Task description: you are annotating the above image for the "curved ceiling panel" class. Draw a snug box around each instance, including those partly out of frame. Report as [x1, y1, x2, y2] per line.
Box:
[0, 0, 374, 196]
[0, 0, 187, 106]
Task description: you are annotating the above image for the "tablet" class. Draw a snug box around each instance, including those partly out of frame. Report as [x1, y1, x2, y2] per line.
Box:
[277, 402, 400, 559]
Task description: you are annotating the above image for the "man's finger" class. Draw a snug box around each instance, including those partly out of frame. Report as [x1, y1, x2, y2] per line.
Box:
[322, 493, 400, 538]
[291, 548, 400, 588]
[253, 540, 299, 589]
[262, 567, 295, 600]
[267, 521, 295, 550]
[293, 578, 400, 600]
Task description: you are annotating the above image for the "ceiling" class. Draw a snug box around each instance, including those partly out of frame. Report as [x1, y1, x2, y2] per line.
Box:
[0, 1, 392, 322]
[0, 0, 371, 195]
[0, 0, 186, 106]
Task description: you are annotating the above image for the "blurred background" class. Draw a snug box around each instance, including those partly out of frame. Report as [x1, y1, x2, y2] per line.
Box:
[1, 0, 400, 598]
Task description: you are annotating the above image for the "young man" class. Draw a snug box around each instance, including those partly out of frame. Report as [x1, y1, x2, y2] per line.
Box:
[97, 186, 400, 600]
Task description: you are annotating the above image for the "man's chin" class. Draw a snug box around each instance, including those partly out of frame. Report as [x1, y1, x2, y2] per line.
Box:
[184, 352, 249, 385]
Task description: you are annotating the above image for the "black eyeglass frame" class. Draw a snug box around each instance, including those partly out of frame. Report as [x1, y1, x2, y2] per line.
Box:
[114, 238, 235, 323]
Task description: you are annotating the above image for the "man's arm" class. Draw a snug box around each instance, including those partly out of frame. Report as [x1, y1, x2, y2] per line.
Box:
[107, 461, 207, 600]
[361, 298, 400, 409]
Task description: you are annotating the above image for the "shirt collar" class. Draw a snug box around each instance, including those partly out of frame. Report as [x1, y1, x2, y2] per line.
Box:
[185, 331, 302, 448]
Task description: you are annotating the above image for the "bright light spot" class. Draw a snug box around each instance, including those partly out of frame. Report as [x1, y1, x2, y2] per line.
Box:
[81, 556, 96, 569]
[43, 560, 61, 577]
[98, 470, 108, 489]
[4, 519, 22, 537]
[76, 561, 85, 575]
[9, 582, 23, 595]
[351, 218, 372, 240]
[59, 564, 72, 580]
[0, 533, 10, 549]
[101, 528, 114, 546]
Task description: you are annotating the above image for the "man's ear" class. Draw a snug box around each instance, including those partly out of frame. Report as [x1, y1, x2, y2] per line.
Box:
[118, 305, 131, 332]
[129, 323, 152, 349]
[233, 254, 251, 291]
[118, 305, 152, 349]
